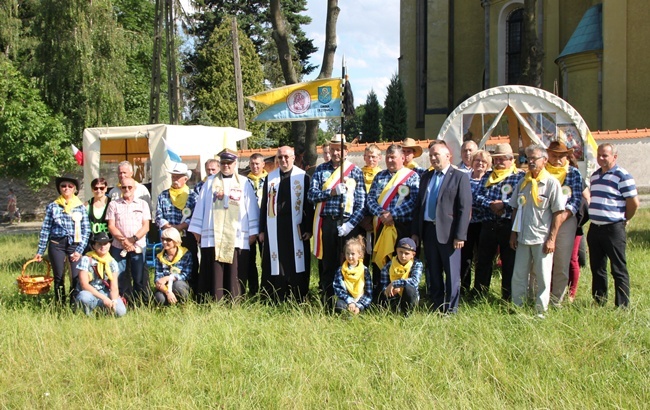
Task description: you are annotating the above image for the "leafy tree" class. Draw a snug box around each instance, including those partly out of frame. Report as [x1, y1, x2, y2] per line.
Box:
[361, 90, 381, 143]
[343, 104, 364, 142]
[32, 0, 129, 141]
[191, 21, 266, 147]
[382, 73, 407, 142]
[0, 57, 73, 188]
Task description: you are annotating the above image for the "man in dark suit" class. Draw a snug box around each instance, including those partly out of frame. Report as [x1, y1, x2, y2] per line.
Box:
[412, 140, 472, 314]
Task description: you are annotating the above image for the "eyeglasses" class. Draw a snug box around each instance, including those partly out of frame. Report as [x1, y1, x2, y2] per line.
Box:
[92, 186, 107, 191]
[120, 185, 134, 190]
[527, 156, 544, 162]
[59, 184, 75, 189]
[162, 237, 174, 242]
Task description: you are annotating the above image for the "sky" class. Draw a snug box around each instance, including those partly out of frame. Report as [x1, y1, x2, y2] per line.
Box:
[303, 0, 400, 107]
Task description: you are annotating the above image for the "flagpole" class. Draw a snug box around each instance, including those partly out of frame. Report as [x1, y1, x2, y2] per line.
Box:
[340, 56, 346, 186]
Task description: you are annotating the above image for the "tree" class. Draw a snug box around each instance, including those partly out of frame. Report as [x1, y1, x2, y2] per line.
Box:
[191, 21, 266, 147]
[382, 73, 407, 142]
[518, 0, 543, 87]
[0, 57, 73, 188]
[343, 104, 364, 142]
[361, 90, 381, 143]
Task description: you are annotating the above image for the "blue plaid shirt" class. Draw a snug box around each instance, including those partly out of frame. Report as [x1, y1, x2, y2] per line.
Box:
[155, 188, 198, 229]
[37, 201, 91, 255]
[556, 165, 583, 215]
[307, 161, 366, 227]
[154, 249, 193, 282]
[333, 265, 373, 309]
[379, 258, 424, 296]
[474, 169, 524, 221]
[470, 176, 489, 223]
[367, 169, 420, 222]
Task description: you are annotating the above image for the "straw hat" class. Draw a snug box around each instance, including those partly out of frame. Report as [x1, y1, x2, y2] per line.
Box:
[491, 143, 514, 157]
[401, 138, 423, 158]
[547, 141, 574, 155]
[329, 134, 348, 150]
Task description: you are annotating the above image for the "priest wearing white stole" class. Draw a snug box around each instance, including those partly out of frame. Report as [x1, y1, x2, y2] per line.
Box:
[259, 146, 314, 302]
[188, 148, 260, 301]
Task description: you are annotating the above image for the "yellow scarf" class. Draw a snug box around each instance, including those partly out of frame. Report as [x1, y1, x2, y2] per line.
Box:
[486, 163, 518, 187]
[86, 250, 115, 281]
[157, 246, 188, 275]
[406, 161, 419, 171]
[372, 225, 397, 269]
[545, 162, 568, 185]
[361, 166, 381, 192]
[389, 257, 413, 296]
[520, 168, 551, 207]
[341, 260, 365, 300]
[54, 195, 84, 215]
[169, 185, 189, 210]
[247, 170, 268, 190]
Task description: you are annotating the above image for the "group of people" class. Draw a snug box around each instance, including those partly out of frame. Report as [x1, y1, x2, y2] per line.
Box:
[34, 134, 639, 318]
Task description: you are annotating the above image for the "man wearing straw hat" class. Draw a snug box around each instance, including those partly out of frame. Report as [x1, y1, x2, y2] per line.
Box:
[473, 143, 524, 301]
[366, 144, 420, 297]
[401, 138, 426, 176]
[155, 162, 199, 294]
[308, 134, 366, 305]
[544, 141, 583, 306]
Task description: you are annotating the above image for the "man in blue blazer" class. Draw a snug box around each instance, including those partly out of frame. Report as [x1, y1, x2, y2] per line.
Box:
[412, 140, 472, 313]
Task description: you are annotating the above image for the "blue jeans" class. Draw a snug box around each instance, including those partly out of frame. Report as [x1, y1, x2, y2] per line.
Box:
[76, 290, 127, 317]
[110, 247, 151, 304]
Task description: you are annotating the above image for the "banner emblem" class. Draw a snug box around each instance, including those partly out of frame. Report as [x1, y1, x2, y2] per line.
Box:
[287, 89, 311, 114]
[318, 86, 332, 104]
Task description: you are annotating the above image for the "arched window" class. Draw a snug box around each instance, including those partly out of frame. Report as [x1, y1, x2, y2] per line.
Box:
[506, 8, 524, 84]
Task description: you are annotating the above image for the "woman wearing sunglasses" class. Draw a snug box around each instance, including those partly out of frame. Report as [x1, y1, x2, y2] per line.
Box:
[34, 176, 91, 304]
[153, 227, 192, 305]
[87, 178, 111, 237]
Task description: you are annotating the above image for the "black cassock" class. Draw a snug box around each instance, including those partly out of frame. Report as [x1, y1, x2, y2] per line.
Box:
[260, 169, 314, 302]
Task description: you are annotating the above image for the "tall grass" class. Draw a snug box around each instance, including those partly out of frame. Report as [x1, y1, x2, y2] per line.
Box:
[0, 211, 649, 408]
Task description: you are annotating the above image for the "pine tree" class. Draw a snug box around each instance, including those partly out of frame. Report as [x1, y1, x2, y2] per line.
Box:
[382, 73, 407, 142]
[361, 90, 382, 143]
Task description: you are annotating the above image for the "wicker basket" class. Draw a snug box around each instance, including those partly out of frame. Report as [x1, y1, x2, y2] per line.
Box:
[16, 258, 53, 295]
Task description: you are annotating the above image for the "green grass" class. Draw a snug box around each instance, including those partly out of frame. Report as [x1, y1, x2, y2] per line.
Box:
[1, 211, 649, 408]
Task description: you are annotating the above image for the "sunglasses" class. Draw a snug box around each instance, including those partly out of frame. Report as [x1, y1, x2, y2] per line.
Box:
[59, 184, 75, 189]
[93, 186, 107, 191]
[120, 185, 134, 190]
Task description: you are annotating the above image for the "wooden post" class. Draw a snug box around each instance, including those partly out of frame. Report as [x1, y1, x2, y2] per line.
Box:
[232, 17, 248, 150]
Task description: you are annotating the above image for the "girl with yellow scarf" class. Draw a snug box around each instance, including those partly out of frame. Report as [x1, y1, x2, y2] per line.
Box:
[332, 236, 373, 314]
[379, 237, 424, 316]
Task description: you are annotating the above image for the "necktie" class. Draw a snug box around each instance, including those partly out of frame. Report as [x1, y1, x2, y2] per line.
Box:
[427, 171, 442, 221]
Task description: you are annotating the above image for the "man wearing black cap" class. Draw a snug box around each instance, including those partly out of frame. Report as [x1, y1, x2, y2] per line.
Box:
[189, 148, 260, 301]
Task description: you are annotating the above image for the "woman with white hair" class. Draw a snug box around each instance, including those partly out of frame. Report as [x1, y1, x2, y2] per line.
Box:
[153, 227, 192, 305]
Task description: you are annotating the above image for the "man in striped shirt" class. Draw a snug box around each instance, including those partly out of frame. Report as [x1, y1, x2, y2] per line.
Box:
[588, 143, 639, 308]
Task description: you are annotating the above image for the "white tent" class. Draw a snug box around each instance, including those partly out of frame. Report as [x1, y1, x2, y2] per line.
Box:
[82, 124, 251, 211]
[437, 85, 599, 176]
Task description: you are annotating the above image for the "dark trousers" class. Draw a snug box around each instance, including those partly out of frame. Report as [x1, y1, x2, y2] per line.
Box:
[247, 239, 262, 295]
[153, 280, 191, 305]
[110, 247, 150, 304]
[199, 247, 248, 301]
[262, 270, 310, 304]
[47, 239, 82, 303]
[423, 222, 461, 313]
[474, 220, 516, 300]
[380, 284, 419, 315]
[181, 234, 199, 295]
[460, 222, 482, 294]
[587, 222, 630, 307]
[319, 217, 362, 306]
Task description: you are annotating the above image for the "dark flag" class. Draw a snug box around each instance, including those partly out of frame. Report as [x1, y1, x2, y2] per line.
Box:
[342, 79, 355, 117]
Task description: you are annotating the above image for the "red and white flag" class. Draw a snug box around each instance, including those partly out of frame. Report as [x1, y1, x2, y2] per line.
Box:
[71, 144, 83, 166]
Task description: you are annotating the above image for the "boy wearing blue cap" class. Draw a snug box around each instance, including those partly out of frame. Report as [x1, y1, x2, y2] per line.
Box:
[379, 237, 423, 315]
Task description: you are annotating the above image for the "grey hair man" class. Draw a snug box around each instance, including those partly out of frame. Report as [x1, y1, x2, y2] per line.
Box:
[108, 161, 152, 205]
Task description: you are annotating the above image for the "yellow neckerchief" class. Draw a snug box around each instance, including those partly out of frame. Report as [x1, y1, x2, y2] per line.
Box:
[520, 168, 551, 207]
[157, 246, 188, 275]
[406, 161, 419, 170]
[168, 185, 189, 210]
[247, 170, 268, 190]
[361, 165, 381, 192]
[341, 260, 365, 300]
[372, 225, 397, 269]
[54, 194, 84, 214]
[389, 256, 413, 296]
[86, 250, 114, 281]
[545, 161, 568, 185]
[486, 163, 517, 187]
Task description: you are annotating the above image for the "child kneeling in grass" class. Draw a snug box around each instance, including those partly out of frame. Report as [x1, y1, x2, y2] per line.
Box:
[333, 236, 373, 315]
[379, 237, 423, 316]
